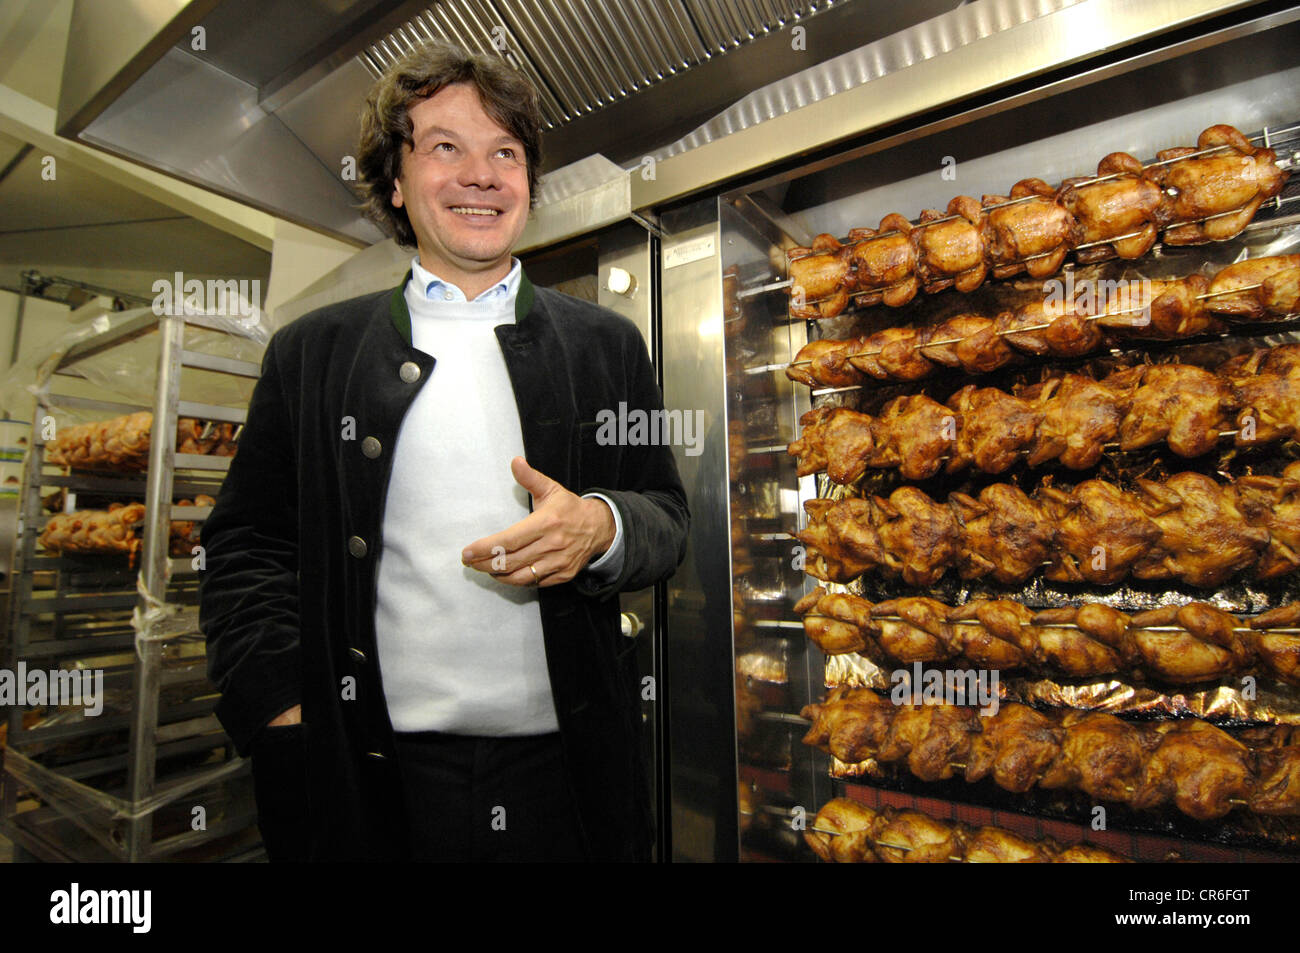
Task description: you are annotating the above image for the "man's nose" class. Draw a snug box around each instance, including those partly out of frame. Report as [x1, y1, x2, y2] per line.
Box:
[458, 151, 502, 190]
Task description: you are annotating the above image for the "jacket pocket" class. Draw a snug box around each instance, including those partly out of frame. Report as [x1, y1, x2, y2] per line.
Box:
[250, 722, 312, 862]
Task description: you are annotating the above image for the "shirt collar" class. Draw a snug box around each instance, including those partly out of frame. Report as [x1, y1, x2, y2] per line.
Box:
[410, 256, 520, 304]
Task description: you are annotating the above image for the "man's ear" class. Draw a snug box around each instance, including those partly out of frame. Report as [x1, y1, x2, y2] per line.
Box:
[391, 178, 405, 209]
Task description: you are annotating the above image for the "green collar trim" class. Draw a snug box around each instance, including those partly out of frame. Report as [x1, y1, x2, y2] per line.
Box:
[515, 269, 534, 324]
[389, 270, 413, 345]
[389, 267, 536, 347]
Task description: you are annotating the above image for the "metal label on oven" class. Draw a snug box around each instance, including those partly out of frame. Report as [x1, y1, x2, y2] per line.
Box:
[663, 234, 716, 269]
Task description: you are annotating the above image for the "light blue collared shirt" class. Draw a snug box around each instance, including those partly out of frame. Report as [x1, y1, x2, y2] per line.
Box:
[411, 255, 521, 305]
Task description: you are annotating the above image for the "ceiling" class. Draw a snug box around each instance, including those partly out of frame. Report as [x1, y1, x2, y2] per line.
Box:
[359, 0, 846, 129]
[0, 144, 271, 302]
[62, 0, 956, 244]
[0, 0, 270, 310]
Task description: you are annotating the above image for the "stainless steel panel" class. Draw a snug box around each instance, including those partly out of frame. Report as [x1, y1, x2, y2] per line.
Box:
[585, 3, 644, 91]
[259, 1, 434, 110]
[596, 222, 661, 857]
[516, 155, 632, 254]
[683, 0, 732, 54]
[498, 3, 584, 122]
[648, 1, 705, 67]
[541, 0, 606, 109]
[79, 48, 381, 246]
[630, 0, 1271, 209]
[574, 1, 636, 94]
[596, 223, 655, 346]
[659, 199, 739, 861]
[57, 0, 215, 135]
[542, 0, 954, 169]
[448, 1, 570, 128]
[270, 56, 384, 188]
[556, 0, 622, 98]
[62, 0, 937, 245]
[739, 19, 1300, 237]
[359, 0, 852, 129]
[177, 0, 409, 90]
[601, 1, 666, 82]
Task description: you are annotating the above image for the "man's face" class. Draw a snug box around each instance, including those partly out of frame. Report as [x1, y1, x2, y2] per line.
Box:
[392, 83, 530, 279]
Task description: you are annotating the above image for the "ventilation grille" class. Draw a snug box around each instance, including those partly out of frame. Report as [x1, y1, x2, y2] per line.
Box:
[358, 0, 842, 129]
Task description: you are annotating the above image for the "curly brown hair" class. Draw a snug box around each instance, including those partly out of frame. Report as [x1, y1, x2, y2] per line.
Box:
[357, 42, 543, 247]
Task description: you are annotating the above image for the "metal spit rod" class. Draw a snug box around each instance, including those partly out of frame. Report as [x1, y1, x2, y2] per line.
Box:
[776, 123, 1299, 266]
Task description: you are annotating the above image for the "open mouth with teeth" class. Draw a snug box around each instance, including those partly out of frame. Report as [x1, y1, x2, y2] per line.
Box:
[450, 206, 501, 216]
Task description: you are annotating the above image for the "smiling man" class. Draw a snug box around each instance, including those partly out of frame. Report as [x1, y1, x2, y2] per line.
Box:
[198, 43, 689, 862]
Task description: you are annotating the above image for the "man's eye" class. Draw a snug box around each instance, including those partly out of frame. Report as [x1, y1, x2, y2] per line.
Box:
[434, 142, 455, 153]
[497, 148, 517, 159]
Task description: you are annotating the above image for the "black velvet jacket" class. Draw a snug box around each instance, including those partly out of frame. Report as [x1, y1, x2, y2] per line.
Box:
[198, 270, 689, 861]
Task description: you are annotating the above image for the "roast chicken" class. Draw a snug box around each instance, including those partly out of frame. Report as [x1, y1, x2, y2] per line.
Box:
[786, 256, 1297, 390]
[805, 797, 1130, 863]
[802, 687, 1300, 820]
[798, 471, 1293, 587]
[798, 588, 1300, 686]
[788, 345, 1300, 482]
[786, 123, 1287, 318]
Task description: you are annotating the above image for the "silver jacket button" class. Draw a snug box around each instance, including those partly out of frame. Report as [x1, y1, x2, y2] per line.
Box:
[399, 361, 421, 383]
[361, 436, 382, 458]
[348, 535, 368, 558]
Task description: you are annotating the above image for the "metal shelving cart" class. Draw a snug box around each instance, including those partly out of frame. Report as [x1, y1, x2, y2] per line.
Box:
[1, 306, 265, 861]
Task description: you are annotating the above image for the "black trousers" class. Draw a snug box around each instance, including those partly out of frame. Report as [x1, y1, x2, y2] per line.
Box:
[393, 730, 588, 862]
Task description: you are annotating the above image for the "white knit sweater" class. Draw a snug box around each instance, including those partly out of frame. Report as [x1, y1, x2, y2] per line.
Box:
[373, 258, 622, 735]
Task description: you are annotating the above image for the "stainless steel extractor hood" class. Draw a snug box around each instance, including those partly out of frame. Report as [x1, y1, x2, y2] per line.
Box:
[57, 0, 953, 246]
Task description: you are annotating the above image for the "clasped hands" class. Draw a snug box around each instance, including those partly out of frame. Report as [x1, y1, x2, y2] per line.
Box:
[461, 456, 615, 588]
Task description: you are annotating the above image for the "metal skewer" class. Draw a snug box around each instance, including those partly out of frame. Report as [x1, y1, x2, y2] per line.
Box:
[784, 124, 1290, 265]
[736, 277, 793, 299]
[785, 195, 1041, 264]
[785, 189, 1295, 314]
[791, 315, 1300, 394]
[777, 196, 1297, 320]
[800, 612, 1300, 638]
[780, 283, 1274, 371]
[786, 426, 1251, 461]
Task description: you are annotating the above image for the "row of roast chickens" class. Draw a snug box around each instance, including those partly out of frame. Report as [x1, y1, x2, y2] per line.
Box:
[790, 344, 1300, 481]
[39, 496, 215, 562]
[798, 465, 1300, 588]
[802, 687, 1300, 821]
[806, 797, 1130, 863]
[797, 587, 1300, 686]
[46, 411, 239, 470]
[788, 124, 1290, 319]
[776, 120, 1300, 861]
[788, 255, 1300, 389]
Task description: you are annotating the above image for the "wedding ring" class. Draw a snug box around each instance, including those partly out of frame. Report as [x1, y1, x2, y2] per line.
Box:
[528, 564, 540, 584]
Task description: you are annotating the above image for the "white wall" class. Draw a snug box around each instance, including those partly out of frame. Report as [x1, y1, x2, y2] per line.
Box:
[0, 287, 78, 420]
[262, 219, 359, 327]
